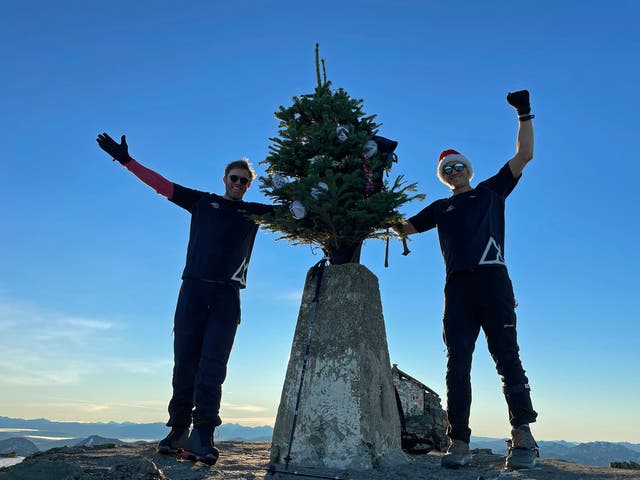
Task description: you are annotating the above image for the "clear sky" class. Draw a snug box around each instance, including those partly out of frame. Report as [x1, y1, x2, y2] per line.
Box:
[1, 1, 638, 443]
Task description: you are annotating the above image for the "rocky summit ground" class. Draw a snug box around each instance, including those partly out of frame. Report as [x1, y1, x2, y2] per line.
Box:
[1, 441, 639, 480]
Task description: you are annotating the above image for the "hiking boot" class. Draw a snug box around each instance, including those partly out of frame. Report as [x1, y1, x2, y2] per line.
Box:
[441, 439, 472, 468]
[505, 425, 539, 470]
[158, 426, 189, 455]
[181, 422, 219, 465]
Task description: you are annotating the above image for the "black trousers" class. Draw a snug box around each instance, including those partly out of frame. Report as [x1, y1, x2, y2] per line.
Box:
[167, 278, 240, 427]
[443, 267, 537, 443]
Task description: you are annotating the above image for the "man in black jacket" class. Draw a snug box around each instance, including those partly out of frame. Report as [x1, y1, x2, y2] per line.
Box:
[394, 91, 539, 470]
[97, 133, 273, 465]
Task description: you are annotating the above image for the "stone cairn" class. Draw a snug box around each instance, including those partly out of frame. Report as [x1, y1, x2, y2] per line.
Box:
[392, 364, 449, 452]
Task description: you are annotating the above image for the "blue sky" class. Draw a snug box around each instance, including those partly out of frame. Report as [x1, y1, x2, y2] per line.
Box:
[1, 1, 638, 443]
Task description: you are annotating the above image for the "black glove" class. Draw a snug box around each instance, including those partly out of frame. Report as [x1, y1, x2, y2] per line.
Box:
[506, 90, 531, 115]
[96, 133, 133, 165]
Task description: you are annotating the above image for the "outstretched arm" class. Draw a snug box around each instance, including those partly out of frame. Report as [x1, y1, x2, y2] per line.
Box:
[506, 90, 535, 178]
[125, 160, 174, 198]
[96, 133, 174, 199]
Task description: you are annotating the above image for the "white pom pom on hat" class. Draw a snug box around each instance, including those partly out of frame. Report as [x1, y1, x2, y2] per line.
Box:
[437, 149, 474, 185]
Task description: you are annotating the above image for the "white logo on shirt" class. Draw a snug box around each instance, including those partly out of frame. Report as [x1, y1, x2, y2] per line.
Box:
[479, 236, 505, 265]
[446, 205, 455, 212]
[231, 257, 249, 287]
[210, 202, 219, 208]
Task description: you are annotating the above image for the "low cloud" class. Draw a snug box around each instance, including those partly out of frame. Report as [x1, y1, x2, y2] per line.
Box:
[222, 416, 275, 426]
[65, 318, 117, 331]
[221, 402, 269, 413]
[2, 398, 169, 422]
[110, 359, 172, 375]
[275, 289, 303, 303]
[0, 295, 134, 387]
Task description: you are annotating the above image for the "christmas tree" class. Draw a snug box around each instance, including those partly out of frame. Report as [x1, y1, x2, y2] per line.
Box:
[257, 45, 424, 265]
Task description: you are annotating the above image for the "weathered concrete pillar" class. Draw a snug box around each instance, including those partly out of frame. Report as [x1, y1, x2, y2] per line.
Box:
[270, 263, 407, 470]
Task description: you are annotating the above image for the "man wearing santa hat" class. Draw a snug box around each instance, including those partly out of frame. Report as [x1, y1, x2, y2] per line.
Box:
[394, 90, 538, 470]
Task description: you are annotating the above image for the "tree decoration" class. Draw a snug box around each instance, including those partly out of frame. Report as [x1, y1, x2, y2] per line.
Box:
[289, 200, 307, 219]
[363, 140, 378, 159]
[310, 182, 329, 199]
[336, 125, 349, 142]
[272, 174, 288, 190]
[257, 44, 424, 264]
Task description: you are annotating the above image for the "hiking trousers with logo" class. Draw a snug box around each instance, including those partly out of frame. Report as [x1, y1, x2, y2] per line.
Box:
[166, 278, 240, 428]
[442, 266, 537, 444]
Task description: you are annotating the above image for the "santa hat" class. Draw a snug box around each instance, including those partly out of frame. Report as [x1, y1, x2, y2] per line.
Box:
[437, 149, 474, 185]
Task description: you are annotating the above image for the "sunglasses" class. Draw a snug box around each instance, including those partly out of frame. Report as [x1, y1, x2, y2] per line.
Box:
[229, 175, 250, 185]
[442, 163, 466, 175]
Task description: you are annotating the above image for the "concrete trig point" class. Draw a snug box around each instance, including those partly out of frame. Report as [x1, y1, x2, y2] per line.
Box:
[270, 263, 408, 470]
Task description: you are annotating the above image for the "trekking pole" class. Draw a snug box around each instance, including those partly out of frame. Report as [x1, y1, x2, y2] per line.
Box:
[267, 464, 349, 479]
[283, 257, 328, 471]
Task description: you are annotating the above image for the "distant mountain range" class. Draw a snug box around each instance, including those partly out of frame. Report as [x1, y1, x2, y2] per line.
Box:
[1, 416, 638, 467]
[471, 435, 640, 467]
[0, 416, 272, 453]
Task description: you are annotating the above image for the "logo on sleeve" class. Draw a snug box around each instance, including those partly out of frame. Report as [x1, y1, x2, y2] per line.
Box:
[231, 257, 249, 287]
[479, 237, 505, 265]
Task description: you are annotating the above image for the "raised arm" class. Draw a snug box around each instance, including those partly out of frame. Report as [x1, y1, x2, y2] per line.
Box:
[506, 90, 534, 178]
[96, 133, 174, 198]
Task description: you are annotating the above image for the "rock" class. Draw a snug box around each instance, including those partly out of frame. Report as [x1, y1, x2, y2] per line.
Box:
[404, 414, 447, 452]
[471, 448, 493, 455]
[392, 365, 449, 452]
[0, 458, 81, 480]
[610, 460, 640, 469]
[109, 457, 167, 479]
